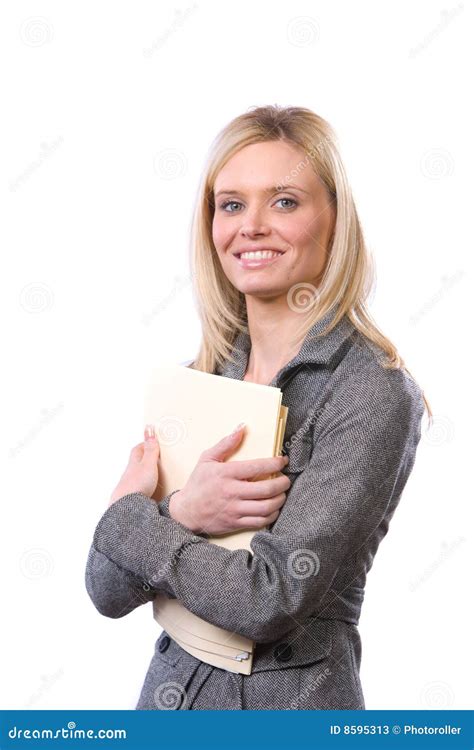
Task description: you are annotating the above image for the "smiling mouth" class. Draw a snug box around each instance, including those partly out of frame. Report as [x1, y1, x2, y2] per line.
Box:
[235, 250, 284, 260]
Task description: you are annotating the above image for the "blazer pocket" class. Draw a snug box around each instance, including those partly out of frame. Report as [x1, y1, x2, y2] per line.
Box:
[251, 617, 333, 673]
[153, 631, 183, 667]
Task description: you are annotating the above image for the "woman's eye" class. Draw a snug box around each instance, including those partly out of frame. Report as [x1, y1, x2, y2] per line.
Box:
[220, 200, 242, 212]
[275, 198, 297, 209]
[219, 197, 297, 212]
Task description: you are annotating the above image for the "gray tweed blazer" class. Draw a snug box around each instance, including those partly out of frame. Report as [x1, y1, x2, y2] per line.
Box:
[85, 308, 425, 710]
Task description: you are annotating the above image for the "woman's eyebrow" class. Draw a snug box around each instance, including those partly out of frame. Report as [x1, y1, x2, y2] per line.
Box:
[214, 184, 311, 198]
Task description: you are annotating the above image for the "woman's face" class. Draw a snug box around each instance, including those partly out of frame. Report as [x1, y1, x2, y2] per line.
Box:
[211, 140, 336, 300]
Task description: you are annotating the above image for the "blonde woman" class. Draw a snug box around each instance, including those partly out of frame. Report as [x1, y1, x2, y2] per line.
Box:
[85, 105, 431, 710]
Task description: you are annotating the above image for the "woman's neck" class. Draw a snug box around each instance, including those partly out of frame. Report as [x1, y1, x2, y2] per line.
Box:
[242, 298, 307, 385]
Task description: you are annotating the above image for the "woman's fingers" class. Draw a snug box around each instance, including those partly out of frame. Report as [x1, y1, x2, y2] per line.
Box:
[234, 492, 287, 519]
[227, 473, 291, 501]
[223, 454, 289, 481]
[236, 509, 281, 529]
[129, 443, 145, 462]
[129, 428, 160, 464]
[143, 435, 160, 458]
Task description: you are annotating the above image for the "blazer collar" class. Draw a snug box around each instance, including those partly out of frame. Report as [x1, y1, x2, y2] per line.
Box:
[220, 305, 357, 386]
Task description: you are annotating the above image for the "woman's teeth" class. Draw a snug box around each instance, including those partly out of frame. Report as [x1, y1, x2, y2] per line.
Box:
[239, 250, 282, 259]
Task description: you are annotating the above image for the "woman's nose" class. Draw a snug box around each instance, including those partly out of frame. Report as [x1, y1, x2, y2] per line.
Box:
[239, 207, 271, 237]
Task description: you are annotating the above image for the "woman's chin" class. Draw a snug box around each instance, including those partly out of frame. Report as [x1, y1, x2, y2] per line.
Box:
[238, 285, 290, 301]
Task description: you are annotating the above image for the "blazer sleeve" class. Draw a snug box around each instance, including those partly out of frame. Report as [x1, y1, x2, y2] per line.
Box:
[85, 545, 156, 618]
[84, 490, 181, 618]
[86, 364, 425, 642]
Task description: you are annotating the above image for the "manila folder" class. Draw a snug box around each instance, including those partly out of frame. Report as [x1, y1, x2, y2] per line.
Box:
[143, 364, 288, 675]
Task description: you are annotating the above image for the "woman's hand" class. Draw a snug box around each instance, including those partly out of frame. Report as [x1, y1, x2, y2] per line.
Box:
[108, 425, 160, 507]
[169, 423, 291, 535]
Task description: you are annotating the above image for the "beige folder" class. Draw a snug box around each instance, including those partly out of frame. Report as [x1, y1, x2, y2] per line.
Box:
[143, 364, 288, 674]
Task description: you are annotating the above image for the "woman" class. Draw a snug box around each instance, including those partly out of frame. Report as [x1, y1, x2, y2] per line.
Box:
[85, 105, 431, 710]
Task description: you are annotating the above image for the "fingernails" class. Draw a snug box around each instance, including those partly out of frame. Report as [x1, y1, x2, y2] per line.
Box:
[145, 424, 156, 440]
[231, 421, 246, 436]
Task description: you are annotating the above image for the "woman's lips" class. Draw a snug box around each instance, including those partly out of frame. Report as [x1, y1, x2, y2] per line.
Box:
[234, 251, 284, 269]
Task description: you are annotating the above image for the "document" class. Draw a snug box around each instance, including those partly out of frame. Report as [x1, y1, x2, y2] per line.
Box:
[144, 363, 288, 674]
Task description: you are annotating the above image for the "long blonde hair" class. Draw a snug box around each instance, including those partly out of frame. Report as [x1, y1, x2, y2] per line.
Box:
[186, 105, 432, 422]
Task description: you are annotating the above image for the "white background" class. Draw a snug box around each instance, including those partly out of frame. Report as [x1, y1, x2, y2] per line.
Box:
[0, 0, 471, 711]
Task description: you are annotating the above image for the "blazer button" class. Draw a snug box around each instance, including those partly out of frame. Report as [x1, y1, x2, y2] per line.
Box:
[273, 642, 293, 662]
[158, 635, 170, 653]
